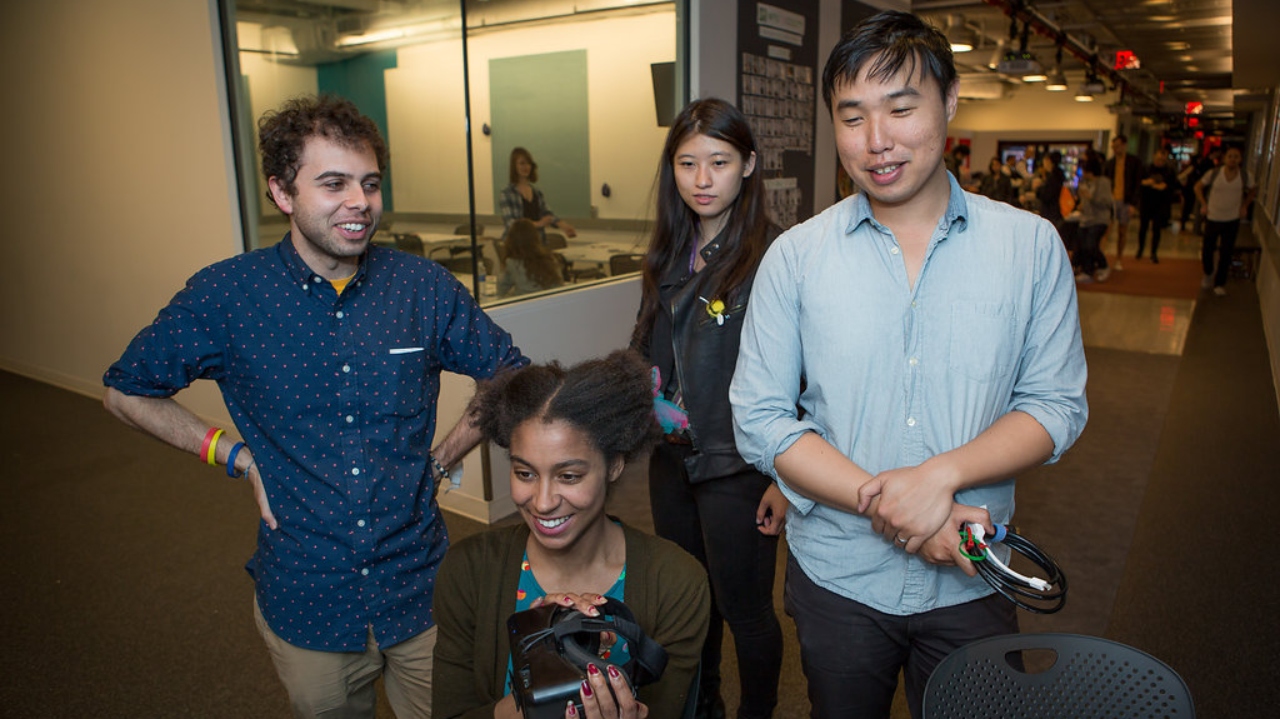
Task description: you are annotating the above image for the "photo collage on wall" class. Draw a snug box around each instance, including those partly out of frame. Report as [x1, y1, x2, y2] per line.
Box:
[738, 1, 818, 229]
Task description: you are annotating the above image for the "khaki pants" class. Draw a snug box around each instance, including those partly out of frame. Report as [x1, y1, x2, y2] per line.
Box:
[254, 598, 436, 719]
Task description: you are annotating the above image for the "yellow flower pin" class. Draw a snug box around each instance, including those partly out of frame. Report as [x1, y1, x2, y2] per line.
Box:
[702, 297, 727, 326]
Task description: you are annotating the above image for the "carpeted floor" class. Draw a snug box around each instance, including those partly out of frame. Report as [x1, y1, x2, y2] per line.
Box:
[1076, 257, 1203, 300]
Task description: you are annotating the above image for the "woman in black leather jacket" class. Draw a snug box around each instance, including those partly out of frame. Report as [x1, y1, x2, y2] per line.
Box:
[629, 99, 786, 719]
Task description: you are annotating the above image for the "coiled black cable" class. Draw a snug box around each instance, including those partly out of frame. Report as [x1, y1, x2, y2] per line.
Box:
[960, 524, 1068, 614]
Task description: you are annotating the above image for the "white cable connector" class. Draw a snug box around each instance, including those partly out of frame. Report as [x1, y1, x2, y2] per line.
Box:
[965, 522, 1052, 592]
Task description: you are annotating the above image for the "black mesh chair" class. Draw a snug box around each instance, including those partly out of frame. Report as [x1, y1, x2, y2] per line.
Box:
[923, 633, 1194, 719]
[545, 231, 568, 250]
[393, 233, 425, 256]
[609, 253, 646, 276]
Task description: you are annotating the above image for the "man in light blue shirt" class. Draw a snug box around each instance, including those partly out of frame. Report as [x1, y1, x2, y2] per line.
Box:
[729, 11, 1087, 718]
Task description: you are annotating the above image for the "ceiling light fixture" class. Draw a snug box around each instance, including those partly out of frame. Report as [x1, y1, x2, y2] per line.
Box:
[1045, 46, 1068, 91]
[997, 21, 1044, 82]
[945, 14, 977, 53]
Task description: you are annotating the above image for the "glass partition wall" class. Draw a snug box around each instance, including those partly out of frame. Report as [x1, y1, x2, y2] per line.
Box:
[221, 0, 683, 305]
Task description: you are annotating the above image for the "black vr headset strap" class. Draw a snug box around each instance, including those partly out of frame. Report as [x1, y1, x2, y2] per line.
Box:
[550, 599, 668, 686]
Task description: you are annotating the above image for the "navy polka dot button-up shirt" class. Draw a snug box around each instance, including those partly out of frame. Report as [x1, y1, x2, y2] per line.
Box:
[105, 236, 528, 651]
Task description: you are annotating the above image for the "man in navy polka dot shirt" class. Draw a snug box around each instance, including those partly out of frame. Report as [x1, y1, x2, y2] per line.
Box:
[104, 95, 528, 718]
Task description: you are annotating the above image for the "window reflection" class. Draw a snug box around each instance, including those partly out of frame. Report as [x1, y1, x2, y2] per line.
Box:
[225, 0, 677, 304]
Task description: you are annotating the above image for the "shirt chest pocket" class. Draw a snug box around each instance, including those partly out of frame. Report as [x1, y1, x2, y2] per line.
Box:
[378, 347, 429, 417]
[947, 302, 1017, 382]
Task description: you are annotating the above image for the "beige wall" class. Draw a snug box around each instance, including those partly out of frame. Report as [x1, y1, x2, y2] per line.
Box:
[0, 0, 239, 420]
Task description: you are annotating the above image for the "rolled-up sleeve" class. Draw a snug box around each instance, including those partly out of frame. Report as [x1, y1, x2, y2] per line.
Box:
[730, 238, 828, 515]
[1009, 221, 1089, 462]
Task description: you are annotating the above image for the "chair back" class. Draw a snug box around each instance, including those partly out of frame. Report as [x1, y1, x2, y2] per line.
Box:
[923, 633, 1194, 719]
[453, 223, 484, 237]
[609, 253, 646, 276]
[545, 231, 568, 249]
[393, 233, 425, 256]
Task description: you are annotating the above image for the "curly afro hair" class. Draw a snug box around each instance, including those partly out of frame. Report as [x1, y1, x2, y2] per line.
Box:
[472, 350, 660, 465]
[257, 94, 390, 211]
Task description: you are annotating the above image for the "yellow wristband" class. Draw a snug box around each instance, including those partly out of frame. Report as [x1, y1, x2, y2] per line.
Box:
[205, 429, 225, 466]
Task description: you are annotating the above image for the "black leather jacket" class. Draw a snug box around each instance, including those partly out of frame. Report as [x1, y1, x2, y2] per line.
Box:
[635, 226, 778, 484]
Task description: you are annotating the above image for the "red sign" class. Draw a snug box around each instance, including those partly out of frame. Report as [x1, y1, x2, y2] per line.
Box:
[1185, 101, 1203, 115]
[1114, 50, 1140, 70]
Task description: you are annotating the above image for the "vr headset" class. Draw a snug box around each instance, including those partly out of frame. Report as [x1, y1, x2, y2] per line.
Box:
[507, 598, 668, 719]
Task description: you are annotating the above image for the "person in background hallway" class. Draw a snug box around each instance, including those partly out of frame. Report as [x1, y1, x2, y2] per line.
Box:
[1180, 148, 1220, 234]
[432, 351, 710, 719]
[1005, 154, 1029, 194]
[1195, 146, 1257, 296]
[499, 146, 577, 242]
[1033, 150, 1067, 231]
[496, 218, 565, 298]
[103, 95, 529, 719]
[1104, 134, 1142, 270]
[944, 143, 970, 183]
[1075, 156, 1114, 283]
[630, 98, 787, 719]
[729, 12, 1088, 719]
[1136, 147, 1180, 263]
[978, 156, 1017, 205]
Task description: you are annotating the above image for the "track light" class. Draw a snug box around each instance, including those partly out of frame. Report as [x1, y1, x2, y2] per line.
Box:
[1045, 47, 1067, 91]
[945, 14, 976, 53]
[996, 21, 1043, 81]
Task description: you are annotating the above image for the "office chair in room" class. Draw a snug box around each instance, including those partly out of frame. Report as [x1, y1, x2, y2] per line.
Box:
[609, 253, 646, 276]
[453, 223, 484, 237]
[545, 231, 568, 250]
[393, 233, 425, 256]
[922, 633, 1194, 719]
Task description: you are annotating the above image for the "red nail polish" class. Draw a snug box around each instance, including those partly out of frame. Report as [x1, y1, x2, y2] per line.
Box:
[581, 680, 593, 698]
[567, 700, 577, 717]
[587, 663, 601, 676]
[607, 664, 621, 679]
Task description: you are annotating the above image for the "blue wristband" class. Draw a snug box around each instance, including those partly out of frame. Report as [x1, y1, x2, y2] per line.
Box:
[226, 442, 247, 478]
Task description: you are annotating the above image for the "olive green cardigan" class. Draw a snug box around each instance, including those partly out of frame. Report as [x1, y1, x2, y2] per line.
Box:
[432, 521, 710, 719]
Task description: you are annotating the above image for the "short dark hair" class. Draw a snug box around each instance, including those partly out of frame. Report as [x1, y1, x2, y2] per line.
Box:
[1113, 134, 1128, 144]
[953, 144, 971, 157]
[258, 95, 389, 210]
[509, 147, 538, 184]
[472, 350, 660, 466]
[822, 10, 956, 111]
[1082, 156, 1103, 176]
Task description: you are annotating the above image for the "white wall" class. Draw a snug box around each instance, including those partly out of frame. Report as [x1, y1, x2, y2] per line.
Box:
[437, 278, 643, 522]
[0, 0, 241, 422]
[387, 10, 676, 221]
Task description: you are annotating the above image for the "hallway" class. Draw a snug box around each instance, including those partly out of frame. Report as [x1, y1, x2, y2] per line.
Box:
[1, 228, 1277, 717]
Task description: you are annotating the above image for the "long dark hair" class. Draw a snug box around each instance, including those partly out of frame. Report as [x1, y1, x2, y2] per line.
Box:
[503, 219, 563, 290]
[631, 98, 770, 351]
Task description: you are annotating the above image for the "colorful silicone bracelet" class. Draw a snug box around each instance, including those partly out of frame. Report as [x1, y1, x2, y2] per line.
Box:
[205, 429, 225, 466]
[199, 427, 222, 464]
[226, 442, 246, 478]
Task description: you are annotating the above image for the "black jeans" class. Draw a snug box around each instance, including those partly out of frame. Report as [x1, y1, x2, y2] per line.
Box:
[1136, 208, 1169, 258]
[1076, 223, 1110, 275]
[649, 442, 783, 719]
[1201, 218, 1241, 288]
[784, 555, 1017, 719]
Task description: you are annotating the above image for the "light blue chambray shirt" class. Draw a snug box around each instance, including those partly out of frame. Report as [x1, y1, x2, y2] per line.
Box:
[730, 174, 1088, 615]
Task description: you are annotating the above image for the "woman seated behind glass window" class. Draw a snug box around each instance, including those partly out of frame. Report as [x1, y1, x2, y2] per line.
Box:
[498, 219, 565, 298]
[432, 350, 711, 719]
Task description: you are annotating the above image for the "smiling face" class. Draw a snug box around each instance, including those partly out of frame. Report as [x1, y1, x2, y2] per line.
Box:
[672, 133, 756, 239]
[831, 55, 957, 217]
[269, 134, 382, 279]
[510, 417, 623, 554]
